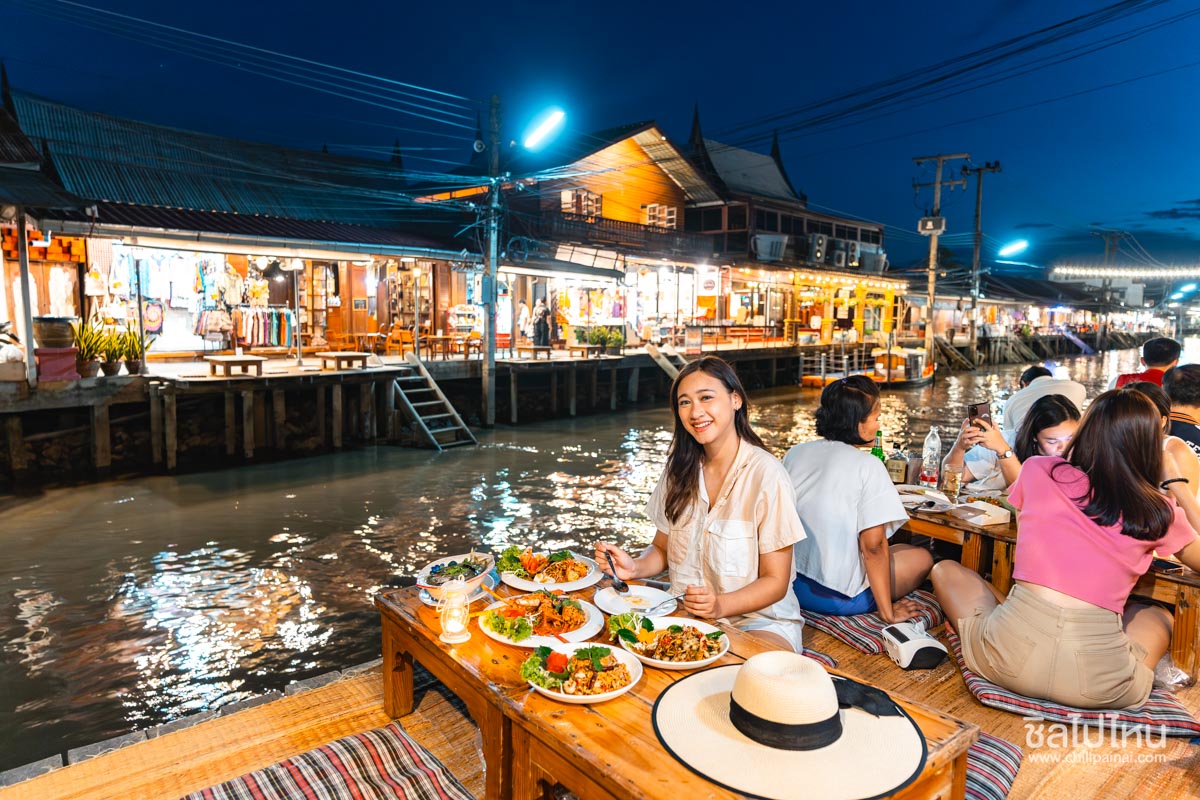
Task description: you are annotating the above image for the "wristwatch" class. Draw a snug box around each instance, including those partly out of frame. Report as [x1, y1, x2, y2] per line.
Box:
[998, 449, 1015, 460]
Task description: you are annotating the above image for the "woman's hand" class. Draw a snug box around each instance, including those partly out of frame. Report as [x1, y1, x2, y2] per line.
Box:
[593, 542, 637, 581]
[879, 597, 922, 624]
[974, 419, 1009, 455]
[951, 419, 984, 454]
[682, 584, 721, 619]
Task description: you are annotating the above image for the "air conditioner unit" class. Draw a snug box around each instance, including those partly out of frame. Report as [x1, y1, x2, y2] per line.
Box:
[752, 233, 789, 262]
[845, 241, 860, 265]
[809, 233, 827, 263]
[833, 251, 848, 268]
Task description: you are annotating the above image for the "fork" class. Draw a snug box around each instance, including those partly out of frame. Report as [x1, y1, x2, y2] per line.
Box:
[604, 551, 631, 596]
[646, 594, 685, 616]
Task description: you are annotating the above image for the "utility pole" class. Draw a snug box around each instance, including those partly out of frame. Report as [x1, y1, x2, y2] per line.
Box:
[482, 94, 501, 427]
[964, 161, 1001, 367]
[913, 153, 969, 361]
[1092, 229, 1122, 351]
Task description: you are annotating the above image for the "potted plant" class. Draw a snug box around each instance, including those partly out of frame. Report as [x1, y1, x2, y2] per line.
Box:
[587, 327, 608, 347]
[605, 327, 625, 355]
[71, 316, 104, 378]
[99, 330, 123, 376]
[122, 327, 153, 376]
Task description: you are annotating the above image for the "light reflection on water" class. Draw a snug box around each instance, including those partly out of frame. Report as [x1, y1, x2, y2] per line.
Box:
[0, 344, 1180, 769]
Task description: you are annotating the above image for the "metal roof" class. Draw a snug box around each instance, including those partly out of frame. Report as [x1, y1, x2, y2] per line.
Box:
[701, 138, 800, 202]
[632, 129, 721, 205]
[0, 106, 40, 166]
[0, 166, 84, 208]
[10, 91, 419, 226]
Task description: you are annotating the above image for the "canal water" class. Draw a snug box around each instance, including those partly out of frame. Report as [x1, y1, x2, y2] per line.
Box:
[0, 344, 1182, 770]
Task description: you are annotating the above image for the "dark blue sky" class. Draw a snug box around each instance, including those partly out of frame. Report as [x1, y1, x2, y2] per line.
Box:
[3, 0, 1199, 269]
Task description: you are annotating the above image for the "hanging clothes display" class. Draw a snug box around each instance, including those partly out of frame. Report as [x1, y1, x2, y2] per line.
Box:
[229, 307, 296, 347]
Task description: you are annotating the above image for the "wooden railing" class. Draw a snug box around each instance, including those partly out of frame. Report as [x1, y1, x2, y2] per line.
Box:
[537, 211, 713, 257]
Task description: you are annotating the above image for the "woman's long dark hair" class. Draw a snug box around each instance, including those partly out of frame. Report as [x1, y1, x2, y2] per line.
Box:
[663, 356, 765, 525]
[1014, 394, 1080, 461]
[1058, 389, 1172, 541]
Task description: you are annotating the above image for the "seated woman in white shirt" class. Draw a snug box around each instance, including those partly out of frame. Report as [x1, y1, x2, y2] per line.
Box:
[945, 394, 1080, 493]
[595, 356, 807, 652]
[782, 376, 933, 623]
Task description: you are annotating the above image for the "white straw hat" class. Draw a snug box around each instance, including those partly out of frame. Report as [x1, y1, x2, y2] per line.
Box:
[652, 651, 926, 800]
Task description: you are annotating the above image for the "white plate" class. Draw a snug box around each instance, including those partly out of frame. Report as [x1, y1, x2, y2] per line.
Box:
[418, 572, 498, 607]
[593, 585, 676, 617]
[525, 642, 643, 704]
[477, 598, 605, 648]
[618, 616, 730, 670]
[499, 552, 602, 593]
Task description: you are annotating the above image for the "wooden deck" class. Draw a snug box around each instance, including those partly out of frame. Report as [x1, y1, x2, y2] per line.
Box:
[3, 623, 1197, 799]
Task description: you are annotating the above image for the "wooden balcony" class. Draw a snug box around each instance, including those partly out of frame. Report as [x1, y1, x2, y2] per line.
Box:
[536, 211, 714, 258]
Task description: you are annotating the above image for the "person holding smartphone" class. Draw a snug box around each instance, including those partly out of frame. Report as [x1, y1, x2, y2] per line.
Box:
[945, 395, 1081, 493]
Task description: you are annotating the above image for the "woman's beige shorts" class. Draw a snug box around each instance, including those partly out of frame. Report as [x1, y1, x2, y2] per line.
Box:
[958, 583, 1153, 709]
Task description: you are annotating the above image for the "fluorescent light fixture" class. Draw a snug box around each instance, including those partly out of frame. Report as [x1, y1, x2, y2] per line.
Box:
[1171, 292, 1184, 300]
[998, 240, 1028, 257]
[523, 109, 565, 149]
[1182, 283, 1197, 292]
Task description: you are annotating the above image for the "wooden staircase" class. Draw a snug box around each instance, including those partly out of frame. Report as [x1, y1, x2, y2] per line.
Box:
[645, 343, 689, 379]
[932, 336, 976, 371]
[391, 353, 477, 452]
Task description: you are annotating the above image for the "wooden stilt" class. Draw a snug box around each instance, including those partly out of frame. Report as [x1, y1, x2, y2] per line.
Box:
[149, 387, 163, 466]
[568, 363, 577, 417]
[90, 404, 111, 471]
[164, 391, 177, 471]
[610, 367, 618, 411]
[627, 367, 640, 403]
[331, 384, 343, 448]
[360, 383, 374, 441]
[242, 390, 255, 459]
[383, 380, 396, 439]
[589, 366, 598, 409]
[510, 371, 519, 424]
[253, 389, 267, 449]
[5, 415, 27, 476]
[272, 390, 286, 450]
[549, 371, 558, 415]
[224, 391, 236, 457]
[316, 384, 327, 446]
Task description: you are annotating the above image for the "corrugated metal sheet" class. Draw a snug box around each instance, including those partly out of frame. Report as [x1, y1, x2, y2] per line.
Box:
[11, 92, 418, 226]
[633, 130, 721, 205]
[0, 166, 84, 208]
[0, 106, 41, 166]
[703, 138, 800, 202]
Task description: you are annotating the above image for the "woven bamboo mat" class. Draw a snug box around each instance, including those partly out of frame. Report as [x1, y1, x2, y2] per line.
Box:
[801, 627, 1200, 800]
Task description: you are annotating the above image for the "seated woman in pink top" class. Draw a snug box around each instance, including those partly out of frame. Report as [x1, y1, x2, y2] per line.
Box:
[933, 389, 1200, 709]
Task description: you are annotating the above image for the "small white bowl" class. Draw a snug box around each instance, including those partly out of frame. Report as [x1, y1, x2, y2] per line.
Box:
[416, 552, 495, 600]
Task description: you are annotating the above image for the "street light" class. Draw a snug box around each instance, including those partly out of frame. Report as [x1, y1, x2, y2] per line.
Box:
[523, 109, 565, 149]
[997, 240, 1028, 258]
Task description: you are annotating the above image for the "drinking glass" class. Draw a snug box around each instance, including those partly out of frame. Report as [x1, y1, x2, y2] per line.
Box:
[942, 464, 963, 504]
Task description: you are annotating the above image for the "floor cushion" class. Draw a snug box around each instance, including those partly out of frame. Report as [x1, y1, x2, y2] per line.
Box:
[802, 589, 945, 654]
[180, 721, 476, 800]
[965, 732, 1023, 800]
[947, 630, 1200, 736]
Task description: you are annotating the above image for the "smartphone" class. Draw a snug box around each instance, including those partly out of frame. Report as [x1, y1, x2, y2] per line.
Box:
[967, 401, 993, 429]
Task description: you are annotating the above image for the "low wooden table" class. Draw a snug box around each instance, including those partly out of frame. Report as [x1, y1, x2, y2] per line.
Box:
[204, 354, 268, 377]
[567, 344, 603, 358]
[316, 350, 371, 370]
[375, 584, 977, 800]
[516, 345, 552, 360]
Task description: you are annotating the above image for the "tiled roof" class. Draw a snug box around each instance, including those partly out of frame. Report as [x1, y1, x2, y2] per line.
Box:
[10, 91, 418, 227]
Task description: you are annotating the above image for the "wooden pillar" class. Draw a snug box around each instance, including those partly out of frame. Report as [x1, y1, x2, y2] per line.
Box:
[589, 366, 598, 409]
[331, 384, 343, 448]
[90, 404, 111, 471]
[568, 363, 577, 417]
[549, 371, 558, 415]
[224, 391, 237, 456]
[510, 370, 519, 425]
[164, 391, 177, 471]
[272, 390, 286, 450]
[241, 390, 255, 459]
[316, 384, 327, 446]
[253, 389, 267, 450]
[149, 387, 164, 466]
[610, 367, 618, 410]
[360, 382, 375, 441]
[627, 366, 640, 403]
[383, 380, 396, 439]
[5, 416, 27, 476]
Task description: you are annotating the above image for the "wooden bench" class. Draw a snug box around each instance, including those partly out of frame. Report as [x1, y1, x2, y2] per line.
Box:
[515, 345, 552, 360]
[315, 351, 371, 371]
[204, 355, 267, 378]
[567, 344, 603, 358]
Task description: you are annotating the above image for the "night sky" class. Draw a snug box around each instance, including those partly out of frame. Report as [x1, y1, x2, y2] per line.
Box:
[2, 0, 1199, 271]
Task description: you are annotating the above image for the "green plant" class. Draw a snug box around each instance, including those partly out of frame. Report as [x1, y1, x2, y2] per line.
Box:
[587, 327, 607, 346]
[71, 317, 105, 361]
[121, 327, 155, 360]
[606, 327, 625, 348]
[99, 330, 124, 362]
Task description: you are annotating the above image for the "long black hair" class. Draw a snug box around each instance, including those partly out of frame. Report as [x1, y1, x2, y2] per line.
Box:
[1058, 389, 1172, 541]
[1014, 394, 1080, 461]
[663, 356, 765, 525]
[815, 375, 880, 446]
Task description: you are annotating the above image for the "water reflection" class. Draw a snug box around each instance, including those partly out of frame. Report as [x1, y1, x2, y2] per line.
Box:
[0, 345, 1176, 770]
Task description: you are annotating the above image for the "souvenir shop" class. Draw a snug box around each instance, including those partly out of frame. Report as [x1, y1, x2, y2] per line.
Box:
[497, 264, 624, 347]
[0, 228, 87, 344]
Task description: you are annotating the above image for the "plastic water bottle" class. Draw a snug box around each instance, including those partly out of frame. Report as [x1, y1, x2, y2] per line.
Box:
[919, 426, 941, 489]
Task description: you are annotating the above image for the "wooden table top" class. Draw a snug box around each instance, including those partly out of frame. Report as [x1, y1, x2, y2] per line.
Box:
[907, 506, 1018, 543]
[203, 354, 268, 364]
[375, 583, 978, 800]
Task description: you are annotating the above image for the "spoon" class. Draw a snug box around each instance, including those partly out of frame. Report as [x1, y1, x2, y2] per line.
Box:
[604, 551, 631, 596]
